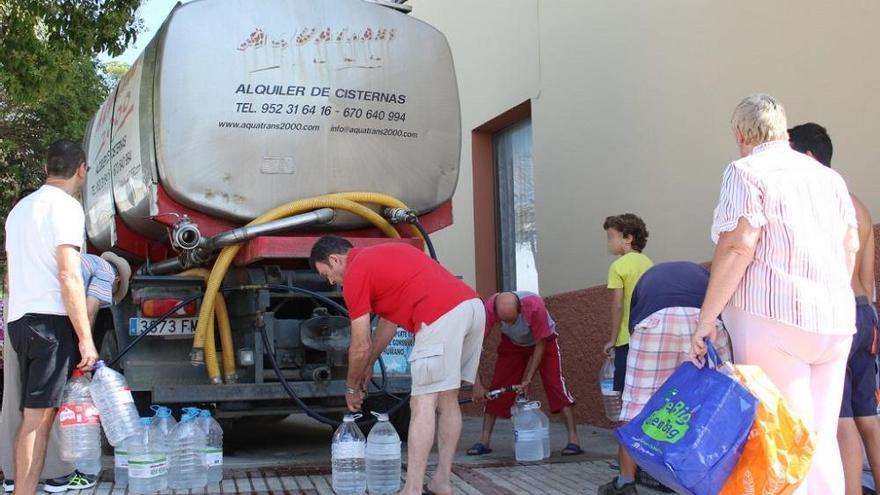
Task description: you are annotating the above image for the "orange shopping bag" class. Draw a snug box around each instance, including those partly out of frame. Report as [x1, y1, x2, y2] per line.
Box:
[719, 364, 815, 495]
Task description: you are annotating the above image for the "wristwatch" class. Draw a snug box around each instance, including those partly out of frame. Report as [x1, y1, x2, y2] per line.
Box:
[346, 386, 364, 395]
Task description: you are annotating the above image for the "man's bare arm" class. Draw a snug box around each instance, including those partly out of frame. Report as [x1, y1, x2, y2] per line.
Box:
[57, 245, 97, 368]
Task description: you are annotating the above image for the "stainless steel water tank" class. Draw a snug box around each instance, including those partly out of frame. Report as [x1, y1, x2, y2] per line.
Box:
[84, 0, 460, 251]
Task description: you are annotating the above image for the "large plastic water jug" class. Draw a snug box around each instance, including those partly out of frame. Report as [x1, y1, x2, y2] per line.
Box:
[600, 353, 622, 421]
[167, 410, 207, 490]
[89, 360, 140, 446]
[512, 402, 543, 462]
[114, 434, 139, 487]
[58, 369, 101, 462]
[195, 409, 224, 483]
[366, 411, 400, 495]
[510, 393, 528, 419]
[526, 401, 550, 459]
[331, 413, 366, 495]
[150, 405, 178, 438]
[128, 417, 169, 494]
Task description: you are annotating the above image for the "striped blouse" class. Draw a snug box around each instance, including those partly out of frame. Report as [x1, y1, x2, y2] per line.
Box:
[81, 254, 115, 307]
[711, 140, 857, 334]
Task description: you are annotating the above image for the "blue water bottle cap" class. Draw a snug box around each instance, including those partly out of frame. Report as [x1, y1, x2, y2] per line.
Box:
[182, 407, 201, 417]
[151, 405, 173, 418]
[199, 409, 211, 418]
[93, 360, 105, 369]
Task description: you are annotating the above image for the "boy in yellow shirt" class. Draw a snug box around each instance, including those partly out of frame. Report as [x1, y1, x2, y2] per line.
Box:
[600, 213, 652, 494]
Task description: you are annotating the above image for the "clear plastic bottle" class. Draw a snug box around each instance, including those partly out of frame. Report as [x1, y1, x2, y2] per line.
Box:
[167, 410, 207, 490]
[115, 434, 139, 487]
[331, 413, 366, 495]
[150, 405, 177, 438]
[366, 411, 400, 495]
[195, 409, 224, 483]
[600, 353, 622, 422]
[526, 401, 550, 459]
[89, 360, 140, 446]
[128, 418, 169, 494]
[58, 369, 101, 462]
[512, 401, 543, 462]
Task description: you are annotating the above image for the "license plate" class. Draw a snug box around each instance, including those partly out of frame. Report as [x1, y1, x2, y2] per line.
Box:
[128, 318, 197, 338]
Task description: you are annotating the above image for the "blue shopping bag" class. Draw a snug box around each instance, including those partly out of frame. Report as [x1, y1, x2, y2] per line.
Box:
[616, 340, 757, 495]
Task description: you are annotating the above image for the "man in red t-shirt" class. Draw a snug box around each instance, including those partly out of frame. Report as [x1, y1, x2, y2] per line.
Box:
[310, 235, 484, 495]
[467, 291, 581, 456]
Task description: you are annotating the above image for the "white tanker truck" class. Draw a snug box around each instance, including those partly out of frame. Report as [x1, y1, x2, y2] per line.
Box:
[82, 0, 461, 432]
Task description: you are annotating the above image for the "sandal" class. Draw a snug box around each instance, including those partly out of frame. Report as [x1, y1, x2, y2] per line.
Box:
[561, 443, 584, 456]
[466, 442, 493, 455]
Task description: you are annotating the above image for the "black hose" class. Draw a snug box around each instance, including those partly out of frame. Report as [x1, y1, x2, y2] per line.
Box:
[261, 284, 410, 426]
[108, 283, 410, 427]
[409, 219, 437, 261]
[258, 322, 343, 427]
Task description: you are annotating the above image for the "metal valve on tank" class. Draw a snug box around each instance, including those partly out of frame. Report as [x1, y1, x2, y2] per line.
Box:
[171, 216, 202, 251]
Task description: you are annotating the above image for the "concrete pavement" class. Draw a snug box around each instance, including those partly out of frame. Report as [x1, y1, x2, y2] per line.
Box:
[1, 414, 671, 494]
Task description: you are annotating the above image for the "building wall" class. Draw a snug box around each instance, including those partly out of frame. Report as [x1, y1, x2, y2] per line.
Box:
[411, 0, 880, 295]
[411, 1, 880, 427]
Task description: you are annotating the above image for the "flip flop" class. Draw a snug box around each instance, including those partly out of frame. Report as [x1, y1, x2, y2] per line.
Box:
[561, 443, 584, 456]
[466, 442, 493, 455]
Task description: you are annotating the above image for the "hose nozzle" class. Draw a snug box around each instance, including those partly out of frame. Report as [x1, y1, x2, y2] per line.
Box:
[190, 347, 206, 366]
[383, 207, 418, 224]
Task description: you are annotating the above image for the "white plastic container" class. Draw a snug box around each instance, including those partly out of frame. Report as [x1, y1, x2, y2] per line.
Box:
[150, 405, 178, 438]
[128, 418, 169, 494]
[89, 360, 140, 446]
[526, 401, 551, 459]
[114, 434, 139, 487]
[331, 414, 366, 495]
[510, 394, 528, 419]
[512, 403, 543, 462]
[195, 409, 224, 483]
[167, 411, 207, 490]
[58, 369, 101, 462]
[366, 412, 400, 495]
[600, 353, 622, 422]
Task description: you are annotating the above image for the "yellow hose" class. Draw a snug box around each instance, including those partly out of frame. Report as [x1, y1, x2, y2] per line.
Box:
[326, 192, 423, 239]
[191, 194, 404, 370]
[178, 269, 235, 384]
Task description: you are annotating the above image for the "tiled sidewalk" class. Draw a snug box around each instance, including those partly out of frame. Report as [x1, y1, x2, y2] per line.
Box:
[53, 460, 669, 494]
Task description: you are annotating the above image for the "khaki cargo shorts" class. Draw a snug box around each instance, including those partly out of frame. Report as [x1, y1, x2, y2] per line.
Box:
[408, 298, 485, 396]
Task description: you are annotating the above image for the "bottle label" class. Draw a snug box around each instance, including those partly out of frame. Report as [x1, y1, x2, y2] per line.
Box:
[366, 441, 400, 457]
[115, 451, 128, 468]
[600, 379, 614, 394]
[128, 457, 168, 478]
[332, 441, 365, 459]
[58, 403, 101, 427]
[514, 430, 539, 442]
[206, 449, 223, 466]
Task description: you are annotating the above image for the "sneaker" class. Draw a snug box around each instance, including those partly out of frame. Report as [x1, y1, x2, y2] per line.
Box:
[43, 471, 97, 493]
[597, 477, 638, 495]
[635, 467, 675, 493]
[2, 479, 13, 493]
